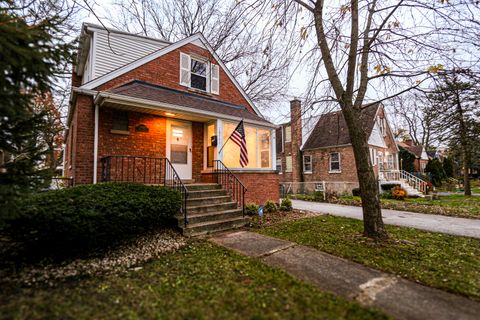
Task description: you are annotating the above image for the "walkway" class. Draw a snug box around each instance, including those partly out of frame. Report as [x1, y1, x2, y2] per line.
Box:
[211, 231, 480, 320]
[292, 200, 480, 239]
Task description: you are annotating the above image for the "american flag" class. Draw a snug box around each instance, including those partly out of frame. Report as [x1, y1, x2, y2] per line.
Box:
[229, 120, 248, 167]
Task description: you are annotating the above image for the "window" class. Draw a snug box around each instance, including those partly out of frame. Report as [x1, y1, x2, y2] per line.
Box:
[179, 52, 219, 94]
[285, 125, 292, 142]
[285, 156, 292, 172]
[387, 154, 395, 170]
[378, 117, 387, 136]
[303, 155, 312, 173]
[329, 152, 341, 172]
[190, 58, 207, 91]
[112, 110, 129, 131]
[370, 148, 376, 165]
[222, 122, 271, 169]
[377, 151, 384, 171]
[276, 158, 282, 173]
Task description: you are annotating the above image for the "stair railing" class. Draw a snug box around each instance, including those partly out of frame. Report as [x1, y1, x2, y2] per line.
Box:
[101, 155, 189, 226]
[381, 169, 428, 194]
[213, 160, 247, 217]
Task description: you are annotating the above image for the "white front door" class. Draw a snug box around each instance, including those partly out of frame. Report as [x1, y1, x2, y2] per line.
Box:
[167, 120, 192, 180]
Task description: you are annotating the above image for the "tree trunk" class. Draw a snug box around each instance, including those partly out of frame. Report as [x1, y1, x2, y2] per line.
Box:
[462, 149, 471, 196]
[343, 105, 387, 239]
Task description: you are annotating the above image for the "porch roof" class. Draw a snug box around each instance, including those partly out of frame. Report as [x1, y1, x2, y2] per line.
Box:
[99, 80, 273, 126]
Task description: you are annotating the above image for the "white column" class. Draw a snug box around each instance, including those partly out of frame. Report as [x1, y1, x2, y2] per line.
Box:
[271, 128, 276, 170]
[216, 119, 223, 162]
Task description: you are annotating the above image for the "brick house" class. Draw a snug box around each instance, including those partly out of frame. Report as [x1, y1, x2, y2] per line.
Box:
[398, 140, 429, 174]
[64, 23, 279, 233]
[276, 101, 399, 194]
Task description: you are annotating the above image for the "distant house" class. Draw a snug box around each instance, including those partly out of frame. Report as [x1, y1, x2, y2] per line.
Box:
[397, 140, 429, 174]
[276, 101, 399, 194]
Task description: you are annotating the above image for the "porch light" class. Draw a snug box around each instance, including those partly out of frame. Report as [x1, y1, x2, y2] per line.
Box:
[165, 112, 176, 116]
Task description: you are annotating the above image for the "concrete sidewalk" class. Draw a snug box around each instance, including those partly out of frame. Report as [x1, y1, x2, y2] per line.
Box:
[211, 231, 480, 320]
[292, 200, 480, 239]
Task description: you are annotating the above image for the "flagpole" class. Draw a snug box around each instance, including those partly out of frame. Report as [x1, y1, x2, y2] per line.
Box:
[218, 119, 243, 154]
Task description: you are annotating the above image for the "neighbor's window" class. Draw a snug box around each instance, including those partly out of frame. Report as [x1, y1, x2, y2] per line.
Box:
[222, 122, 271, 169]
[190, 58, 207, 91]
[303, 155, 312, 173]
[377, 152, 384, 171]
[112, 110, 129, 131]
[285, 125, 292, 142]
[276, 158, 282, 173]
[329, 152, 341, 172]
[387, 154, 395, 170]
[285, 156, 292, 172]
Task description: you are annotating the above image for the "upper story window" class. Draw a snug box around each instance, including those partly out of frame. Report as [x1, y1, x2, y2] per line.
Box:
[377, 117, 387, 136]
[303, 155, 312, 173]
[285, 125, 292, 142]
[180, 52, 219, 94]
[329, 152, 341, 172]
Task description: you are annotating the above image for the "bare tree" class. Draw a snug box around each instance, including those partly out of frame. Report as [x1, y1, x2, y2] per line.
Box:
[265, 0, 480, 239]
[107, 0, 300, 110]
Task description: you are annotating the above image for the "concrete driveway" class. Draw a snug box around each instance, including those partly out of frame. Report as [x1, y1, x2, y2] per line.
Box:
[292, 200, 480, 239]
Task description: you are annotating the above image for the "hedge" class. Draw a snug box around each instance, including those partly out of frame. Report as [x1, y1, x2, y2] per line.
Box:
[3, 183, 181, 255]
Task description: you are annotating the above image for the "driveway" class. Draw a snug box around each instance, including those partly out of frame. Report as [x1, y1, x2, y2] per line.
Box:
[292, 200, 480, 239]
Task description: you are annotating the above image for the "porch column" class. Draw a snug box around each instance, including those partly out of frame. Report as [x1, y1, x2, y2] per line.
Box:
[216, 119, 223, 162]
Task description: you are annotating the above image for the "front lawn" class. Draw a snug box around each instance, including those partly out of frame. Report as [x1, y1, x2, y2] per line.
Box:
[258, 215, 480, 300]
[335, 194, 480, 219]
[0, 241, 387, 320]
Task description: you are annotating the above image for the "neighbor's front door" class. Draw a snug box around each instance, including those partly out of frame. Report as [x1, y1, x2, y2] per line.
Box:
[167, 120, 192, 180]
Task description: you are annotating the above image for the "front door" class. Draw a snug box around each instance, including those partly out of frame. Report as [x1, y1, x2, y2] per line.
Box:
[167, 120, 192, 180]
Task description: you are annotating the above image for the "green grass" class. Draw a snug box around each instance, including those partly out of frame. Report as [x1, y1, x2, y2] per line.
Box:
[0, 241, 388, 320]
[336, 194, 480, 219]
[258, 215, 480, 300]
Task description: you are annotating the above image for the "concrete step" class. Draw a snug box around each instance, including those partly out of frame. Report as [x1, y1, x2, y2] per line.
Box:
[183, 216, 247, 236]
[187, 201, 238, 214]
[188, 189, 227, 199]
[177, 208, 243, 225]
[187, 195, 232, 207]
[186, 183, 221, 191]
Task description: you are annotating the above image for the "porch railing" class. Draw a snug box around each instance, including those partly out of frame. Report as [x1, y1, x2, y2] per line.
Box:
[101, 156, 189, 226]
[381, 170, 428, 194]
[213, 160, 247, 216]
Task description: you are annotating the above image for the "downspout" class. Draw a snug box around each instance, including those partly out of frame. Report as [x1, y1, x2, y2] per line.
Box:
[93, 103, 99, 184]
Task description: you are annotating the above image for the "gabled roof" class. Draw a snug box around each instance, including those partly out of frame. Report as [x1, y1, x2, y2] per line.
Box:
[103, 80, 271, 125]
[79, 30, 263, 117]
[302, 104, 380, 150]
[398, 142, 425, 159]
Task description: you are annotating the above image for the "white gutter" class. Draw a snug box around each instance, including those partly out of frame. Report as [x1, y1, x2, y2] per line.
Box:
[93, 103, 99, 184]
[94, 92, 277, 128]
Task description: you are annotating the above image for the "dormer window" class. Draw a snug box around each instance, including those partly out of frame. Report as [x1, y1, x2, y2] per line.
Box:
[191, 58, 207, 91]
[180, 52, 219, 94]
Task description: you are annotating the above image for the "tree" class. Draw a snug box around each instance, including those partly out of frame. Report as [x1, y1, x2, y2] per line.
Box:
[399, 148, 416, 174]
[442, 157, 454, 178]
[107, 0, 297, 109]
[427, 71, 479, 195]
[425, 158, 445, 187]
[0, 0, 75, 217]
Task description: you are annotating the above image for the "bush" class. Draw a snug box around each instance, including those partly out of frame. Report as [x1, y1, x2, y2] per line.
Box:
[391, 186, 408, 200]
[380, 190, 393, 199]
[352, 188, 361, 197]
[279, 198, 292, 211]
[245, 203, 259, 216]
[264, 200, 277, 213]
[380, 183, 400, 192]
[313, 191, 325, 201]
[3, 183, 181, 255]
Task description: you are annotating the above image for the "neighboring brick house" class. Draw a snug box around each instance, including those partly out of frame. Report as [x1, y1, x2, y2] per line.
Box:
[398, 140, 429, 174]
[276, 102, 399, 193]
[64, 23, 278, 205]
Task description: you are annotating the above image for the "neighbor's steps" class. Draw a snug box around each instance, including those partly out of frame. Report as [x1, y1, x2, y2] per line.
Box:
[177, 183, 246, 236]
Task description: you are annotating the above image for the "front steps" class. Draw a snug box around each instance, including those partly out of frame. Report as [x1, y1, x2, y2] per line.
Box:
[380, 180, 424, 197]
[177, 183, 247, 236]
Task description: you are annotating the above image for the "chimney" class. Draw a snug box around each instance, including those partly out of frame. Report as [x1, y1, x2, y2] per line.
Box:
[290, 99, 302, 184]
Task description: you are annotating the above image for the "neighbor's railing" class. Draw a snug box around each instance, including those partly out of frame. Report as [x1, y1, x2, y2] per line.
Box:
[381, 170, 428, 194]
[101, 156, 189, 226]
[213, 160, 246, 216]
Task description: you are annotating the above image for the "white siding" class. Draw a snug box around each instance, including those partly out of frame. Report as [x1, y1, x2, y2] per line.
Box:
[93, 31, 169, 79]
[368, 122, 387, 148]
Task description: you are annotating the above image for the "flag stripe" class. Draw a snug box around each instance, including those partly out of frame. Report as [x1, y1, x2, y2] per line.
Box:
[227, 120, 248, 167]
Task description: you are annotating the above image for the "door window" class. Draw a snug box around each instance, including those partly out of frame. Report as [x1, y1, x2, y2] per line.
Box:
[171, 126, 188, 164]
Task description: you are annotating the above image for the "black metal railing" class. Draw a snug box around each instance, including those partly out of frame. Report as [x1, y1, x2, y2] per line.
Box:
[213, 160, 247, 216]
[101, 156, 189, 226]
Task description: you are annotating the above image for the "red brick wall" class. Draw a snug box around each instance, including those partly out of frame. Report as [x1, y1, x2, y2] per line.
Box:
[71, 94, 95, 185]
[192, 122, 204, 182]
[96, 43, 255, 113]
[201, 171, 279, 205]
[303, 146, 359, 183]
